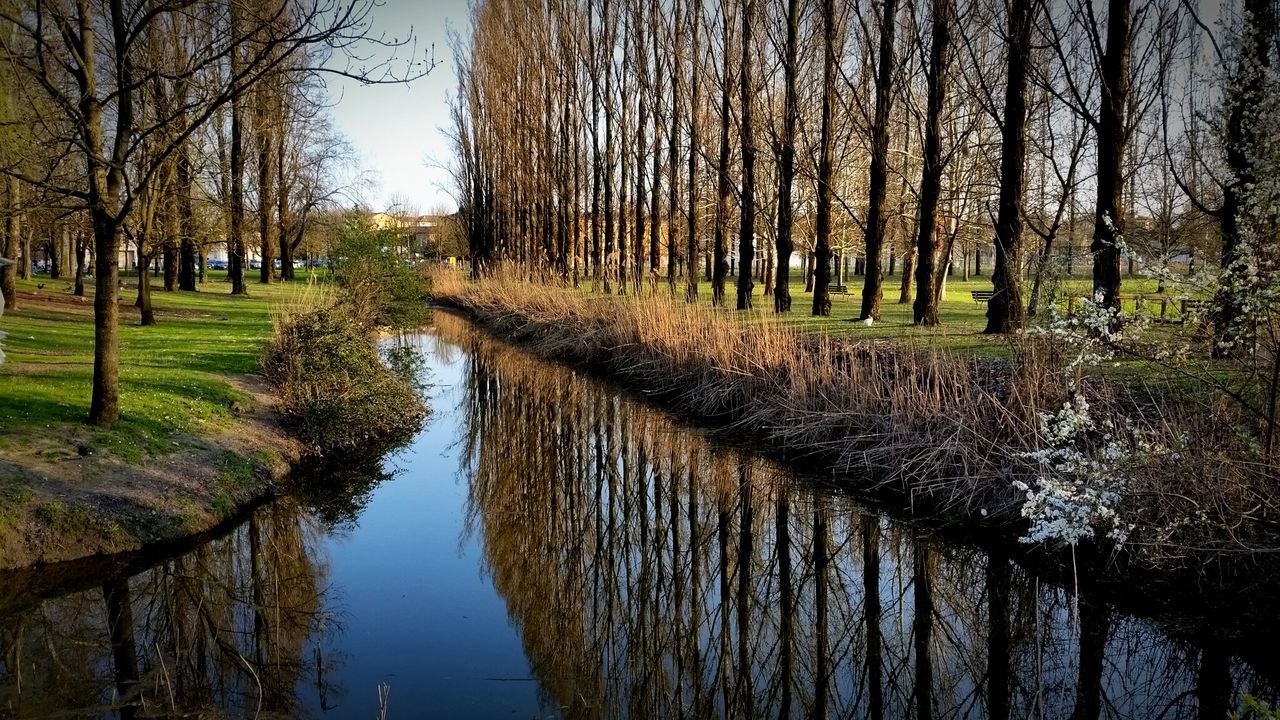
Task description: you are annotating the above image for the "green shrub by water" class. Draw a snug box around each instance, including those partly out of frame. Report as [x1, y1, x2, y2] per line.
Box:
[328, 213, 431, 327]
[263, 304, 426, 452]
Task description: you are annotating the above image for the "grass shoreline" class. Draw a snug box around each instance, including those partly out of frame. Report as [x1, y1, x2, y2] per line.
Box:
[0, 273, 313, 569]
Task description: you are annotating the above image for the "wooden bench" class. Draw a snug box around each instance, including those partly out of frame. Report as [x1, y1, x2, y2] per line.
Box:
[831, 284, 848, 294]
[971, 290, 994, 304]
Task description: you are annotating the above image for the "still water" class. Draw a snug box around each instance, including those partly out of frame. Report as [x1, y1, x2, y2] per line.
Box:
[1, 312, 1277, 718]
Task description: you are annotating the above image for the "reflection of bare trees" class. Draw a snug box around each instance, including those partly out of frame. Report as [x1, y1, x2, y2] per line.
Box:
[443, 311, 1277, 719]
[0, 499, 336, 718]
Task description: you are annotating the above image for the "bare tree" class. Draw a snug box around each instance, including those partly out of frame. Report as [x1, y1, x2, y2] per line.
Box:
[812, 0, 838, 316]
[858, 0, 901, 322]
[0, 0, 429, 425]
[911, 0, 953, 326]
[984, 0, 1033, 333]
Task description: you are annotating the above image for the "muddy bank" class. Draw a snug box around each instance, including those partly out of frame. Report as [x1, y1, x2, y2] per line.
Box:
[0, 376, 304, 570]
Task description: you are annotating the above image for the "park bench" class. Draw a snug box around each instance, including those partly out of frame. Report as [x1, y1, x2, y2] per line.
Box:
[971, 290, 994, 304]
[831, 284, 848, 294]
[1140, 296, 1206, 322]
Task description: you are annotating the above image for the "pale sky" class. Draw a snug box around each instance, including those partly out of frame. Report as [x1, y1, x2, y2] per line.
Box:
[327, 0, 471, 215]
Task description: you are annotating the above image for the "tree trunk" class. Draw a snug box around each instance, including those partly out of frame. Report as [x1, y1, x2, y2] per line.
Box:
[812, 0, 837, 316]
[712, 0, 732, 307]
[633, 3, 648, 295]
[137, 253, 156, 326]
[1090, 0, 1131, 310]
[618, 25, 631, 296]
[228, 4, 248, 297]
[277, 130, 294, 282]
[603, 0, 616, 294]
[84, 0, 124, 427]
[16, 226, 28, 280]
[774, 0, 800, 313]
[590, 0, 603, 292]
[1213, 0, 1275, 356]
[899, 245, 915, 304]
[74, 234, 86, 297]
[256, 84, 278, 284]
[89, 209, 122, 426]
[912, 0, 951, 326]
[1, 178, 18, 310]
[859, 0, 899, 321]
[735, 0, 756, 310]
[162, 242, 177, 291]
[665, 0, 680, 292]
[48, 236, 61, 280]
[1027, 232, 1055, 317]
[649, 0, 663, 284]
[986, 0, 1032, 332]
[685, 0, 700, 302]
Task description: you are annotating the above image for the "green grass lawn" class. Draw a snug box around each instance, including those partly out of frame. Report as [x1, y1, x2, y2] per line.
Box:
[0, 269, 325, 462]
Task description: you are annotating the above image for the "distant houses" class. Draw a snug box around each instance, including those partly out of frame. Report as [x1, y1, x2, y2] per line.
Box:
[369, 212, 453, 260]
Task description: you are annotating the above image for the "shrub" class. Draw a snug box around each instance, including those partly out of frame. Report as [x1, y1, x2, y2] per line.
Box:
[263, 302, 427, 452]
[328, 213, 430, 328]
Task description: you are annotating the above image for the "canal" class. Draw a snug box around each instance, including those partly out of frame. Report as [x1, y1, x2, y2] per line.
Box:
[0, 312, 1275, 718]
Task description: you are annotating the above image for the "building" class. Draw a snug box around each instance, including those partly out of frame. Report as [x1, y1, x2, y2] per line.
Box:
[370, 212, 446, 259]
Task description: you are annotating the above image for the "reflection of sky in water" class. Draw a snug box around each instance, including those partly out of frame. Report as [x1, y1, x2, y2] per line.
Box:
[308, 331, 540, 717]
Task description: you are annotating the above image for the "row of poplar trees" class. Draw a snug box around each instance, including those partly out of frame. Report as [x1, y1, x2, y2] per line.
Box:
[0, 0, 426, 426]
[450, 0, 1277, 337]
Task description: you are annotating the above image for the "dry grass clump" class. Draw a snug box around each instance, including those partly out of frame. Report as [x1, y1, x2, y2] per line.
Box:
[430, 268, 1280, 557]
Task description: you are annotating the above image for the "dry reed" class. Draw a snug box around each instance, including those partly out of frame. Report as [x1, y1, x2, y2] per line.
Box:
[430, 269, 1280, 560]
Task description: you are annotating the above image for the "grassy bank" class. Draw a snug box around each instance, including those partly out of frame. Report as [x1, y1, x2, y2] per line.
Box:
[0, 272, 321, 567]
[0, 271, 324, 456]
[431, 270, 1277, 563]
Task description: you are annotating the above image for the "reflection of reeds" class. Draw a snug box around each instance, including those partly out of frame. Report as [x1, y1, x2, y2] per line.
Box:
[441, 312, 1260, 719]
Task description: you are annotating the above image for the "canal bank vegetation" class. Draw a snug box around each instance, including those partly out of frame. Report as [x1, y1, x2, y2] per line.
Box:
[264, 305, 428, 454]
[450, 314, 1273, 716]
[432, 270, 1277, 565]
[262, 214, 430, 453]
[0, 223, 431, 567]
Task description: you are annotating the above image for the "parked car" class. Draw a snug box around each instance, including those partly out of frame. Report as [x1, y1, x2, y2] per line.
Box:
[207, 259, 228, 270]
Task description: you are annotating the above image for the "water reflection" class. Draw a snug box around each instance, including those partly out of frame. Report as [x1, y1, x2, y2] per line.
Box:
[2, 315, 1279, 718]
[0, 499, 335, 718]
[446, 312, 1278, 719]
